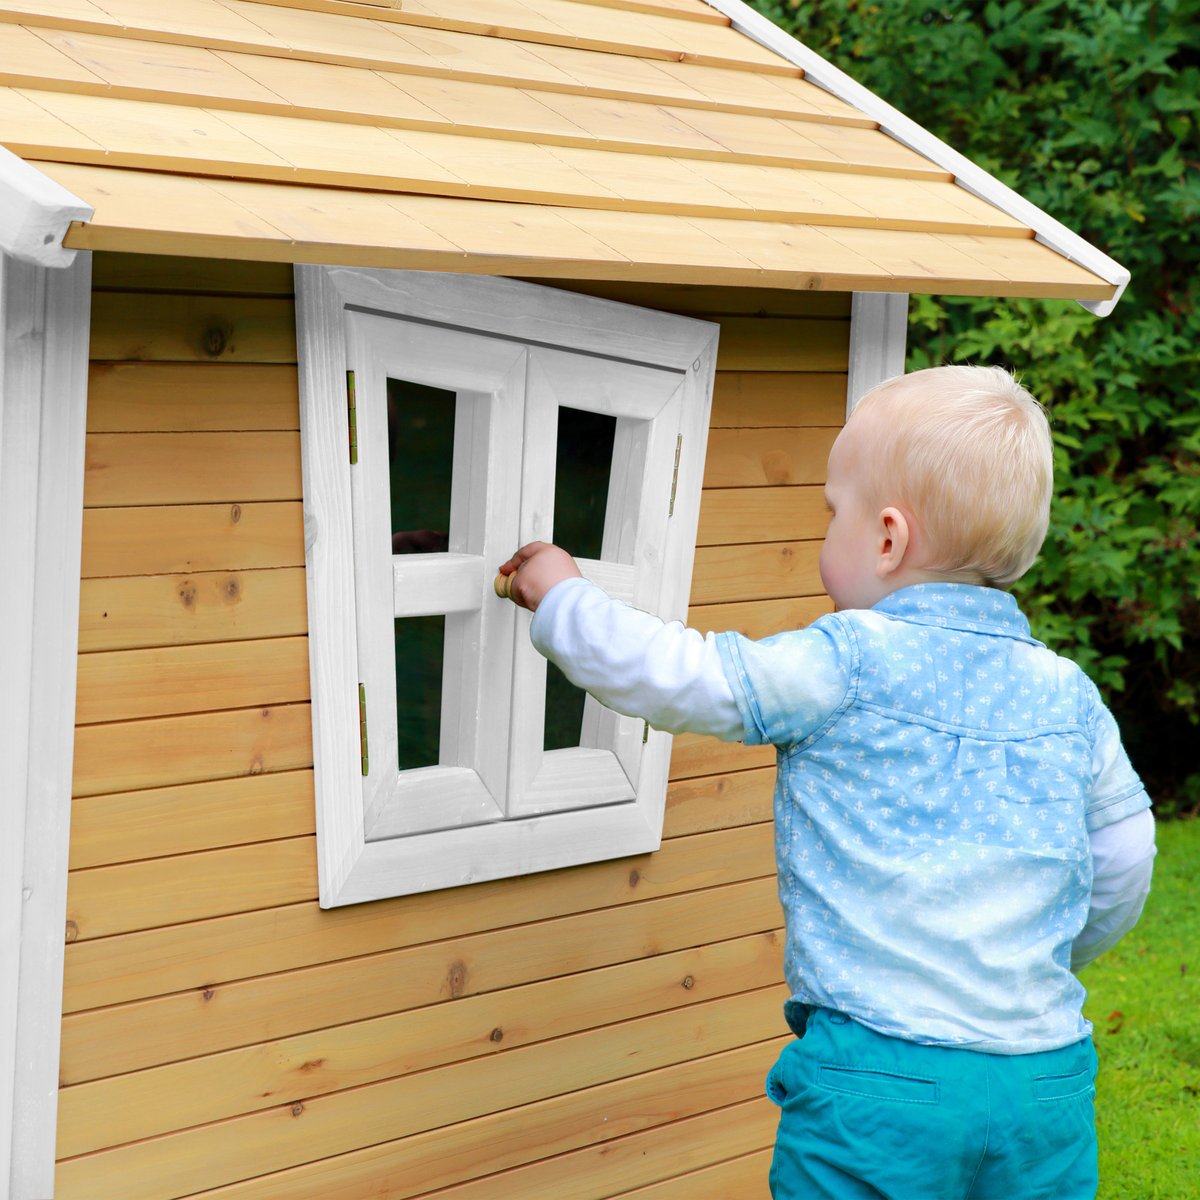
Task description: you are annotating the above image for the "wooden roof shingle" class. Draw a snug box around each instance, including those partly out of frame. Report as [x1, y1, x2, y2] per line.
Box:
[0, 0, 1124, 302]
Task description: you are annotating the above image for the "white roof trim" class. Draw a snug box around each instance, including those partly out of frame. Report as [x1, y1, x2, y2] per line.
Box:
[0, 148, 92, 269]
[704, 0, 1129, 317]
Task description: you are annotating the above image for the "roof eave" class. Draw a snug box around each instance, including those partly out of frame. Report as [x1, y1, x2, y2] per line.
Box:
[703, 0, 1129, 316]
[0, 147, 92, 269]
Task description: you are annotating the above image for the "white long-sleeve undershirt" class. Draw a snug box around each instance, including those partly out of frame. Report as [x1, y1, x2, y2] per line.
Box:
[530, 577, 1155, 970]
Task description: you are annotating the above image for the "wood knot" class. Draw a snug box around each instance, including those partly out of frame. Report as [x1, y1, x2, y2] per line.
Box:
[248, 755, 265, 776]
[223, 576, 241, 602]
[298, 1058, 325, 1073]
[681, 975, 695, 990]
[290, 1102, 305, 1117]
[202, 987, 216, 1002]
[178, 582, 197, 609]
[489, 1027, 504, 1043]
[446, 961, 468, 999]
[204, 325, 230, 357]
[230, 503, 242, 524]
[64, 920, 78, 943]
[628, 868, 640, 889]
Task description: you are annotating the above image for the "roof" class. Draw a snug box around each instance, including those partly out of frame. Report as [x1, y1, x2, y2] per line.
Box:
[0, 0, 1122, 305]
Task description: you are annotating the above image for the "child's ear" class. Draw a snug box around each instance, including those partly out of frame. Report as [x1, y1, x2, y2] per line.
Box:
[876, 507, 911, 578]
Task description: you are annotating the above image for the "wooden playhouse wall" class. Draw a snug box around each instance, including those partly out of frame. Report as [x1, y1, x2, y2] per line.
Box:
[58, 253, 845, 1200]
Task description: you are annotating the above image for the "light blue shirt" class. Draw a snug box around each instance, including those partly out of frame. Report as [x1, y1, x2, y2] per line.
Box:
[716, 583, 1150, 1052]
[532, 577, 1154, 1053]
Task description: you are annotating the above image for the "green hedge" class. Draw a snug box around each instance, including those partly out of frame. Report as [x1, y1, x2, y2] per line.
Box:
[753, 0, 1199, 814]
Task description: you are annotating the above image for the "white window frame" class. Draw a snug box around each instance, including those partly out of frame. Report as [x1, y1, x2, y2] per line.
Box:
[296, 267, 718, 906]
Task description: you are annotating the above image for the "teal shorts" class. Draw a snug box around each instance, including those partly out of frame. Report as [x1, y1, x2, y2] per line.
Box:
[766, 1008, 1099, 1200]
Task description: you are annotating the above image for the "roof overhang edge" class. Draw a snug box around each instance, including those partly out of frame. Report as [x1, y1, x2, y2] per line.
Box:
[702, 0, 1129, 316]
[0, 148, 93, 269]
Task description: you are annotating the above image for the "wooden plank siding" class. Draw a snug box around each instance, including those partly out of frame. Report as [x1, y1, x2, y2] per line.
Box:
[58, 253, 844, 1199]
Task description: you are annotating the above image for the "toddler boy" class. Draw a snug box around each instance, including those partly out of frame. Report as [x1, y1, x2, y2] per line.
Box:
[497, 365, 1155, 1200]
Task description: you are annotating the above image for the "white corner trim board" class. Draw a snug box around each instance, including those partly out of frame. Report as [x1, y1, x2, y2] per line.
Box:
[847, 292, 909, 416]
[702, 0, 1130, 317]
[0, 147, 92, 268]
[0, 250, 92, 1199]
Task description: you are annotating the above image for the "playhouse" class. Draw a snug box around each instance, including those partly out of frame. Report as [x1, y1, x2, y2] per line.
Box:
[0, 1, 1126, 1197]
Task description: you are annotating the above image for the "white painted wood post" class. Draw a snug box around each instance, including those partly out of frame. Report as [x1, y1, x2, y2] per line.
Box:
[0, 249, 92, 1200]
[847, 291, 909, 416]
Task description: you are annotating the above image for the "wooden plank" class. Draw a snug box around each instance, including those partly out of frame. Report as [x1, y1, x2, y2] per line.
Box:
[89, 250, 294, 295]
[84, 432, 303, 507]
[57, 929, 784, 1152]
[652, 58, 870, 125]
[73, 0, 283, 44]
[61, 824, 775, 1012]
[5, 1, 822, 120]
[0, 21, 104, 85]
[60, 877, 780, 1083]
[80, 502, 305, 577]
[664, 765, 774, 839]
[691, 541, 823, 605]
[50, 163, 1107, 300]
[702, 427, 837, 488]
[75, 636, 310, 724]
[665, 102, 946, 179]
[15, 87, 1028, 236]
[686, 595, 833, 641]
[89, 292, 296, 362]
[71, 702, 313, 798]
[29, 23, 287, 104]
[87, 362, 299, 431]
[618, 1148, 773, 1199]
[696, 485, 827, 546]
[78, 566, 308, 652]
[538, 280, 851, 318]
[52, 987, 787, 1200]
[127, 1043, 782, 1200]
[670, 733, 773, 781]
[402, 1097, 777, 1200]
[68, 769, 315, 870]
[710, 372, 846, 426]
[66, 836, 317, 941]
[714, 317, 849, 371]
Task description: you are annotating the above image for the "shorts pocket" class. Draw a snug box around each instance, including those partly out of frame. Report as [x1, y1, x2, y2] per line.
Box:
[816, 1064, 939, 1105]
[1032, 1067, 1094, 1102]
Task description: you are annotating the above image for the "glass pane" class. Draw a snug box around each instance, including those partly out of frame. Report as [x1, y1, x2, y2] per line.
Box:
[395, 616, 445, 770]
[545, 406, 617, 751]
[388, 378, 455, 554]
[388, 379, 456, 766]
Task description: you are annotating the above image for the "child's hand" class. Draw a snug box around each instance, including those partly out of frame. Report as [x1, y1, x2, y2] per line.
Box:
[496, 542, 581, 612]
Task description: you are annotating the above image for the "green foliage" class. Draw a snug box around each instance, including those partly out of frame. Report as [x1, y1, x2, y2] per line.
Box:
[755, 0, 1200, 814]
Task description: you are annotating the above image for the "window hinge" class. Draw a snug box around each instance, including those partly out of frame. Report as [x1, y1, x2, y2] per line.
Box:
[668, 434, 682, 517]
[358, 682, 369, 776]
[346, 369, 359, 465]
[642, 720, 650, 744]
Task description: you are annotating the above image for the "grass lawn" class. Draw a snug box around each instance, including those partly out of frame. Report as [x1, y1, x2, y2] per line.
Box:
[1082, 816, 1199, 1198]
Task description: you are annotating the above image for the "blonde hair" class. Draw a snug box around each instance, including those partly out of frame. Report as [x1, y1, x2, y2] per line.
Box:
[851, 365, 1053, 586]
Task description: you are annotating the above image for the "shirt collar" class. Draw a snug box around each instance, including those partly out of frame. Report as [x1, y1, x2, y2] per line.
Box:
[871, 583, 1041, 643]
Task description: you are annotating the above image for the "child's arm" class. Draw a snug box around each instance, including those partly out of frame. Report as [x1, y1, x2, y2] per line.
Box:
[1072, 681, 1157, 970]
[1072, 808, 1156, 971]
[497, 542, 743, 740]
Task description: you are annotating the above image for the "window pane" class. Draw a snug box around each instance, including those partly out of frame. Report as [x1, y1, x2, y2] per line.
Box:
[545, 406, 617, 750]
[388, 379, 456, 767]
[395, 615, 445, 770]
[388, 378, 455, 554]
